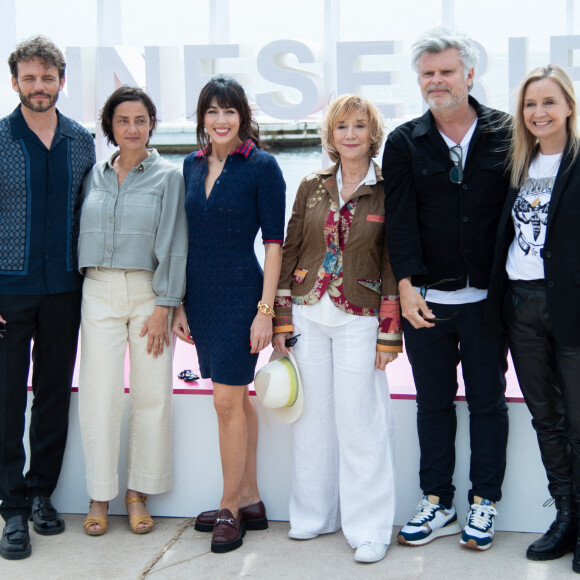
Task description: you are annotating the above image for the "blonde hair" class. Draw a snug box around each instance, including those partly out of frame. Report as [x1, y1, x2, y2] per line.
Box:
[509, 64, 579, 188]
[319, 95, 384, 163]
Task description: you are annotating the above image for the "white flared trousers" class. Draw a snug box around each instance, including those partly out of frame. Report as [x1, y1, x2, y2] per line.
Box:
[289, 307, 396, 548]
[78, 268, 174, 501]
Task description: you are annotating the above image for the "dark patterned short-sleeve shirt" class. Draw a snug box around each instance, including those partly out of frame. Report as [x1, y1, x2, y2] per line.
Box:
[0, 106, 95, 295]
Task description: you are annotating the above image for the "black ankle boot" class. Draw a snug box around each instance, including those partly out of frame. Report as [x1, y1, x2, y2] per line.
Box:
[527, 495, 576, 561]
[573, 503, 580, 573]
[574, 532, 580, 573]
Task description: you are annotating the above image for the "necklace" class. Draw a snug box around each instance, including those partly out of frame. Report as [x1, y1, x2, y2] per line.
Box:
[530, 153, 562, 206]
[342, 167, 368, 186]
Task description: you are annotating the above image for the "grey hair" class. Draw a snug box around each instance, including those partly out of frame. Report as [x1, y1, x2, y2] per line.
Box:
[411, 27, 479, 82]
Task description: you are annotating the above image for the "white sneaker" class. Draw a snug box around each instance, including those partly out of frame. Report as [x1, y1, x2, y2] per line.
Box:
[398, 496, 461, 546]
[288, 528, 319, 540]
[460, 499, 497, 551]
[354, 542, 388, 563]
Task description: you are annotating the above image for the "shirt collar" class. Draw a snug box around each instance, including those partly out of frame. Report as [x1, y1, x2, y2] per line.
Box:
[336, 161, 377, 191]
[194, 138, 256, 159]
[106, 148, 160, 172]
[9, 105, 73, 141]
[412, 95, 485, 139]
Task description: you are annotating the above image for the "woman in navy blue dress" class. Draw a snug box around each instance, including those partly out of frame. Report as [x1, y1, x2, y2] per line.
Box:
[172, 76, 285, 553]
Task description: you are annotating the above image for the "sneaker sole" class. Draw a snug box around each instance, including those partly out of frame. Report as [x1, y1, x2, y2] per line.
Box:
[288, 532, 319, 541]
[354, 553, 386, 563]
[460, 537, 493, 551]
[398, 522, 462, 546]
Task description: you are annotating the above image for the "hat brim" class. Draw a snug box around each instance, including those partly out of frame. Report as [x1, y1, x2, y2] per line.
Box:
[258, 349, 303, 424]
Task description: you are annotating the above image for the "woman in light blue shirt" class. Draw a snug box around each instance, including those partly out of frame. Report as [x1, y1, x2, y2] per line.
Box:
[77, 86, 187, 536]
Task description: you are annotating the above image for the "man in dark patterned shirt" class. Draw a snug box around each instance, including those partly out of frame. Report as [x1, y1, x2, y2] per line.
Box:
[0, 36, 95, 560]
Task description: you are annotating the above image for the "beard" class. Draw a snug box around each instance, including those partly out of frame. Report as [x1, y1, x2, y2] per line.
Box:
[424, 85, 465, 112]
[18, 89, 59, 113]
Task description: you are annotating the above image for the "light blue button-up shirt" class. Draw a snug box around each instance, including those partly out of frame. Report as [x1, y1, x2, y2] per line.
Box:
[78, 149, 187, 307]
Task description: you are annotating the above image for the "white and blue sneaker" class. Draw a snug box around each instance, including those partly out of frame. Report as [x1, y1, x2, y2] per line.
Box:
[460, 498, 497, 551]
[398, 496, 462, 546]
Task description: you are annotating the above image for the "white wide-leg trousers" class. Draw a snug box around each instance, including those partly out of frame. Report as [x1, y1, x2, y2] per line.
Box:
[79, 267, 174, 501]
[289, 307, 396, 548]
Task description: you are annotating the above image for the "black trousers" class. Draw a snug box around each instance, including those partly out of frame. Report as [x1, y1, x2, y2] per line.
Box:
[403, 299, 509, 507]
[506, 280, 580, 497]
[0, 290, 81, 520]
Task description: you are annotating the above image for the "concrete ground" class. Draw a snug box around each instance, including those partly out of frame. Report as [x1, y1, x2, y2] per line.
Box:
[1, 515, 577, 579]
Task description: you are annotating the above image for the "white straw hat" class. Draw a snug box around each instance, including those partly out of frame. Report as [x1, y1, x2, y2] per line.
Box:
[254, 350, 303, 424]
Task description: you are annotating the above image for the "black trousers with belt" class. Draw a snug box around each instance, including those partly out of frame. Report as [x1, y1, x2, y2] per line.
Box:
[0, 290, 81, 520]
[506, 280, 580, 498]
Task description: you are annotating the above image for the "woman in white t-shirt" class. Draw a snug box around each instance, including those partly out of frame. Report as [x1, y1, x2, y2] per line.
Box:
[488, 65, 580, 571]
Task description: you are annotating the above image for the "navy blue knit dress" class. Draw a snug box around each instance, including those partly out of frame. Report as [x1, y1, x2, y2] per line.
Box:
[183, 140, 286, 385]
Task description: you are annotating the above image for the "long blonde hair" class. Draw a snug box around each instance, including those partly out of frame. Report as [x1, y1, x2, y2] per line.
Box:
[509, 64, 579, 189]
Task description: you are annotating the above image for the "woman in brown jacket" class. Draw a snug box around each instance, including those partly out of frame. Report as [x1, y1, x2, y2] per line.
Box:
[272, 95, 401, 564]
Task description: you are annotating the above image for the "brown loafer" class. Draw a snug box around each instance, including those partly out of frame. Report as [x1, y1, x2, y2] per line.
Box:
[195, 501, 267, 532]
[210, 508, 245, 553]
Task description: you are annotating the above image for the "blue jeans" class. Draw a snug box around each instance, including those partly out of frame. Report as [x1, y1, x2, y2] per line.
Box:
[403, 299, 508, 507]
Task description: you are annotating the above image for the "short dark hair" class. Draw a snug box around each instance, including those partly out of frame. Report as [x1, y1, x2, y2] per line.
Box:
[100, 86, 158, 147]
[8, 36, 66, 80]
[196, 75, 261, 149]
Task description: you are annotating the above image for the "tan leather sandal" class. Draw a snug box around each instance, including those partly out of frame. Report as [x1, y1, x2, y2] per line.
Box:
[126, 495, 154, 534]
[83, 500, 109, 536]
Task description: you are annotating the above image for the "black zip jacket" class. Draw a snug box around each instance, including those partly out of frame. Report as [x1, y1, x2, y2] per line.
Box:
[382, 96, 510, 292]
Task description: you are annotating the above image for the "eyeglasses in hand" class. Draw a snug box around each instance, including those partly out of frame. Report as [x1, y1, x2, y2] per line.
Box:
[419, 279, 460, 323]
[285, 334, 301, 348]
[449, 145, 463, 184]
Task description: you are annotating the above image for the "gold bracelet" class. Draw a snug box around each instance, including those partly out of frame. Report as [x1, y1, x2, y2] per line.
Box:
[257, 300, 275, 318]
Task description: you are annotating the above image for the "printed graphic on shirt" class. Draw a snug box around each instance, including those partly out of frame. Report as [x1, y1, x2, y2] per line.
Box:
[512, 176, 553, 257]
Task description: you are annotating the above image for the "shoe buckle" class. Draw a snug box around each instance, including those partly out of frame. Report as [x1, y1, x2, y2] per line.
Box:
[216, 517, 234, 525]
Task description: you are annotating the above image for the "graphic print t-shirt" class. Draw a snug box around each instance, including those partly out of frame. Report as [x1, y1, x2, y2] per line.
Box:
[506, 153, 561, 281]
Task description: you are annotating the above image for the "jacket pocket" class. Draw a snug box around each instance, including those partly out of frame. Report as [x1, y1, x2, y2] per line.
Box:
[293, 268, 308, 284]
[356, 279, 381, 294]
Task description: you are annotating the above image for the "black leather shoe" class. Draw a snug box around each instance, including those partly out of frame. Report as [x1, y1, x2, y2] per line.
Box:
[574, 539, 580, 573]
[30, 496, 65, 536]
[527, 495, 576, 561]
[0, 515, 31, 560]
